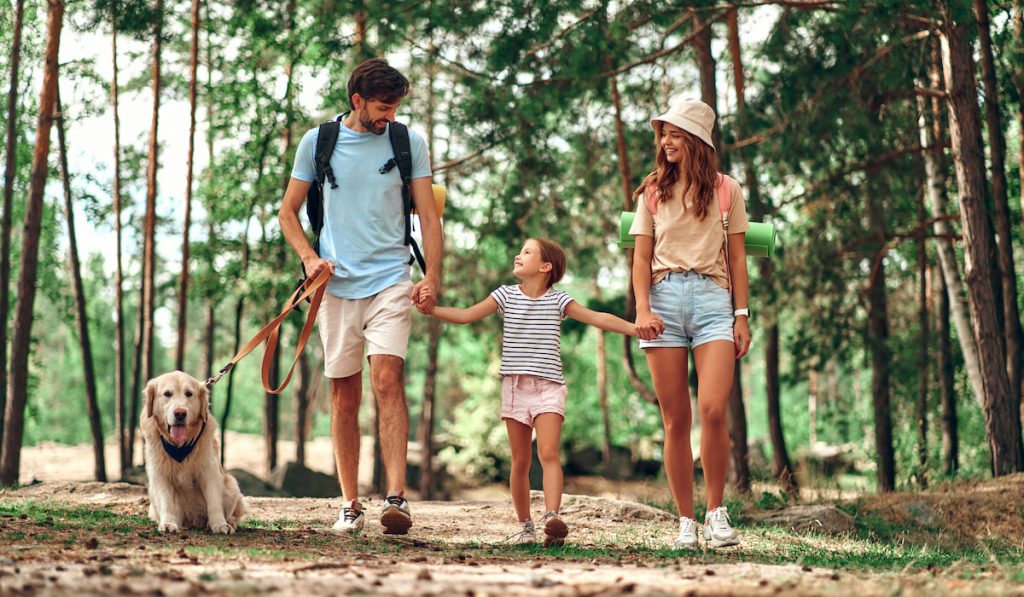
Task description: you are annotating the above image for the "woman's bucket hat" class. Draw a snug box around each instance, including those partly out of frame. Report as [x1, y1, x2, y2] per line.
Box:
[651, 98, 716, 151]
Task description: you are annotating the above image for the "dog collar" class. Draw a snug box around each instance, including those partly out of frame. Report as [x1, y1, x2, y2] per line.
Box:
[161, 421, 207, 463]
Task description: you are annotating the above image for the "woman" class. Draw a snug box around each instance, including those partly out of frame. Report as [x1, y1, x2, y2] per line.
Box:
[630, 98, 752, 549]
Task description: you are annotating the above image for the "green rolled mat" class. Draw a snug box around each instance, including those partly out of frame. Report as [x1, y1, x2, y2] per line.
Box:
[617, 211, 776, 257]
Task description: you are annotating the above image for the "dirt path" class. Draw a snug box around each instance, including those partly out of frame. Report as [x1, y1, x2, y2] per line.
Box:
[2, 481, 1022, 596]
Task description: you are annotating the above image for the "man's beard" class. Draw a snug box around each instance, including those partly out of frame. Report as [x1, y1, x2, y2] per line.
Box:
[359, 110, 388, 135]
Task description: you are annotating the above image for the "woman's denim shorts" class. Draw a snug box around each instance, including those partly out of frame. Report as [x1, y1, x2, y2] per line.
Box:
[639, 271, 735, 350]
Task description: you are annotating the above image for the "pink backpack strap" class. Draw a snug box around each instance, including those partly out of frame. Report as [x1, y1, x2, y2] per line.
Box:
[644, 183, 660, 215]
[717, 173, 734, 297]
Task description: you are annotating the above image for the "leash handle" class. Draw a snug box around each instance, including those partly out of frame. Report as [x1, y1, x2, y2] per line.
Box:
[205, 267, 332, 394]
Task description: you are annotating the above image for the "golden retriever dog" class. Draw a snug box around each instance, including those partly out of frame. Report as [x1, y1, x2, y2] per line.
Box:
[141, 371, 248, 534]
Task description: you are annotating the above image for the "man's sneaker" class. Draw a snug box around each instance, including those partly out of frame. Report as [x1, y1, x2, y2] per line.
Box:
[673, 516, 699, 549]
[703, 506, 740, 548]
[541, 511, 568, 547]
[380, 493, 413, 535]
[507, 520, 536, 545]
[331, 500, 365, 533]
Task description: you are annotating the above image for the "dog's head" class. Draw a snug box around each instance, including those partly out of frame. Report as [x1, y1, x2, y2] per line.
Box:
[144, 371, 210, 447]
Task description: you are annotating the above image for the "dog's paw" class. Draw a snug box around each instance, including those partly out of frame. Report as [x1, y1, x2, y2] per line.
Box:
[210, 522, 235, 535]
[158, 522, 181, 533]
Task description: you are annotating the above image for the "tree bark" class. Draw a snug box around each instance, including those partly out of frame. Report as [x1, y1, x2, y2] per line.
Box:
[0, 0, 65, 486]
[916, 187, 929, 489]
[936, 263, 958, 478]
[56, 90, 107, 482]
[175, 0, 201, 371]
[111, 11, 128, 477]
[593, 283, 612, 475]
[200, 0, 215, 382]
[974, 0, 1022, 407]
[141, 0, 164, 410]
[866, 159, 894, 491]
[727, 366, 750, 493]
[917, 43, 985, 408]
[264, 345, 279, 475]
[0, 0, 26, 452]
[940, 6, 1023, 474]
[418, 319, 441, 497]
[696, 7, 747, 487]
[295, 350, 312, 466]
[727, 6, 796, 494]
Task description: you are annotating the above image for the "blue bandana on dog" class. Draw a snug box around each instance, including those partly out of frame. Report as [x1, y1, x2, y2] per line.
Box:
[160, 421, 207, 463]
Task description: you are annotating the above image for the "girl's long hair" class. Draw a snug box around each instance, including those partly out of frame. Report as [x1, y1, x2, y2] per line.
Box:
[634, 124, 719, 220]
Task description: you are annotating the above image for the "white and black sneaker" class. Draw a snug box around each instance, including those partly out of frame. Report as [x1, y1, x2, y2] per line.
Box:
[541, 511, 568, 547]
[703, 506, 740, 548]
[332, 500, 365, 533]
[381, 493, 413, 535]
[673, 516, 699, 549]
[507, 520, 536, 545]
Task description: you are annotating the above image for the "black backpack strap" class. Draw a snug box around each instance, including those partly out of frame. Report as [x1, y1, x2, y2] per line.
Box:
[303, 118, 341, 279]
[386, 121, 426, 273]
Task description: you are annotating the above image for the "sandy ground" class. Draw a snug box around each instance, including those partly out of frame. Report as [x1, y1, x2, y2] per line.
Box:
[4, 441, 1024, 596]
[3, 481, 1022, 597]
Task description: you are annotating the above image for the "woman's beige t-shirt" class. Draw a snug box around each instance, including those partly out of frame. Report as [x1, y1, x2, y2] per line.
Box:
[629, 176, 749, 290]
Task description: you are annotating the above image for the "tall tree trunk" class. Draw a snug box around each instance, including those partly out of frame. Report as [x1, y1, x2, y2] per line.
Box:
[695, 8, 747, 487]
[1016, 2, 1024, 244]
[200, 0, 215, 381]
[295, 350, 311, 466]
[593, 282, 612, 474]
[141, 0, 164, 413]
[939, 6, 1023, 474]
[866, 160, 894, 491]
[916, 188, 929, 489]
[936, 263, 958, 478]
[418, 56, 441, 498]
[0, 0, 26, 452]
[917, 43, 985, 407]
[264, 346, 279, 475]
[0, 0, 65, 486]
[727, 367, 750, 493]
[727, 7, 796, 493]
[220, 294, 244, 465]
[128, 276, 144, 466]
[56, 90, 107, 482]
[974, 0, 1022, 407]
[111, 11, 128, 477]
[175, 0, 201, 371]
[418, 319, 441, 497]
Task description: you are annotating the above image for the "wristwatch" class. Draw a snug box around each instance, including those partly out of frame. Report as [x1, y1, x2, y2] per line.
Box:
[734, 308, 750, 318]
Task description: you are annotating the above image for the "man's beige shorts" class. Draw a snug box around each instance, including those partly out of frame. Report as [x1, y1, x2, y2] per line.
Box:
[317, 280, 414, 378]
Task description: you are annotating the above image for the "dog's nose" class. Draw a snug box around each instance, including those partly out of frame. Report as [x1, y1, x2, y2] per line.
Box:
[173, 409, 187, 422]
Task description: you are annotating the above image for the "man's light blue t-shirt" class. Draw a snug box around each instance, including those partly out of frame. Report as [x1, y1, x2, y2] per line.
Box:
[292, 119, 432, 299]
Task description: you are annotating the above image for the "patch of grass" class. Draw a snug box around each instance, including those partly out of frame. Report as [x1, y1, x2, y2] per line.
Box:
[0, 500, 148, 531]
[243, 518, 299, 531]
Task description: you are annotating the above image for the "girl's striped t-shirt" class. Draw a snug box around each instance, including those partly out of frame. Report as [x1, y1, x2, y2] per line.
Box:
[490, 285, 574, 384]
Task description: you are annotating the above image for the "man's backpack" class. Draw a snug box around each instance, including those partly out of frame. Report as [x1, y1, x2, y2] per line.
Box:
[305, 115, 426, 275]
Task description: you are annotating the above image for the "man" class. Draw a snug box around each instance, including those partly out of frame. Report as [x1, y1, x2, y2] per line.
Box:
[279, 59, 442, 534]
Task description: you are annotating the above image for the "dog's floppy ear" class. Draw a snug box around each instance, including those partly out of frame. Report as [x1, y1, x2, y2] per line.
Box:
[144, 379, 157, 419]
[199, 382, 210, 423]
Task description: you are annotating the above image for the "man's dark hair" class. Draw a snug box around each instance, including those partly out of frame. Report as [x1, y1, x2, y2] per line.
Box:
[347, 59, 410, 109]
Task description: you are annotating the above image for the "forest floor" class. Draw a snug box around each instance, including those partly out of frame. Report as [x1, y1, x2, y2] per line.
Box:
[1, 439, 1023, 596]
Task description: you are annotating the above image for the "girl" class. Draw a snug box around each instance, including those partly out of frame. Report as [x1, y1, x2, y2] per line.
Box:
[630, 98, 752, 549]
[421, 238, 645, 546]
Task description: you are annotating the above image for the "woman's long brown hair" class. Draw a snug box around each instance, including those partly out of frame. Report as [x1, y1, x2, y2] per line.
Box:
[634, 123, 719, 220]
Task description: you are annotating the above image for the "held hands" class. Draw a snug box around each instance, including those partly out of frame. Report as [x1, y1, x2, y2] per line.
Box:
[634, 310, 665, 341]
[412, 278, 439, 314]
[734, 317, 751, 359]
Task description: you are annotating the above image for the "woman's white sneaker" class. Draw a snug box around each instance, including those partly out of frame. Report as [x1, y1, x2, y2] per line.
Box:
[507, 520, 536, 545]
[332, 500, 365, 533]
[703, 506, 740, 548]
[673, 516, 699, 549]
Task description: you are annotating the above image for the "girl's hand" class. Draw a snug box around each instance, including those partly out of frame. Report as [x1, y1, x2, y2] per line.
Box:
[635, 310, 665, 341]
[414, 285, 435, 314]
[734, 317, 751, 358]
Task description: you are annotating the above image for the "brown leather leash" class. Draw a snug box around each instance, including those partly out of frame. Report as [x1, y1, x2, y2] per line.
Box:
[204, 267, 332, 395]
